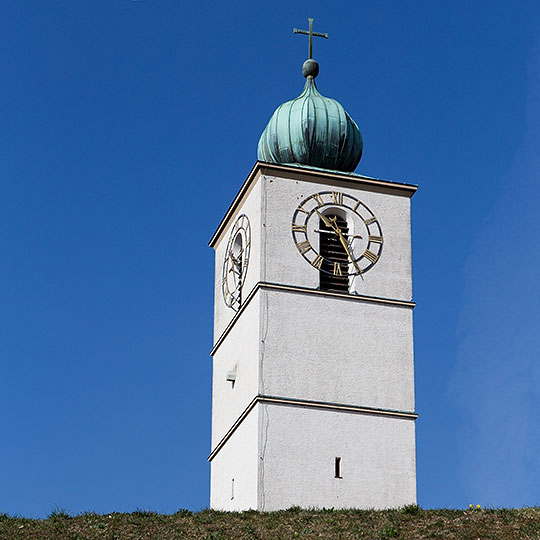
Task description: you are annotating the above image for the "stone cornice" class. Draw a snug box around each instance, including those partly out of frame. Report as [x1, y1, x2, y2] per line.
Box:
[210, 281, 415, 357]
[209, 161, 418, 249]
[208, 395, 418, 462]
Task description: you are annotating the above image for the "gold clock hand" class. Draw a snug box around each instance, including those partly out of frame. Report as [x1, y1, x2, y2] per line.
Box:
[315, 209, 334, 229]
[315, 210, 362, 274]
[342, 236, 362, 273]
[331, 219, 362, 274]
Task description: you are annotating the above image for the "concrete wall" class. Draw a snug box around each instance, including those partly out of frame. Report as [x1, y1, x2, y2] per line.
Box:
[258, 402, 416, 510]
[210, 408, 258, 511]
[259, 288, 415, 412]
[211, 293, 261, 449]
[210, 166, 417, 511]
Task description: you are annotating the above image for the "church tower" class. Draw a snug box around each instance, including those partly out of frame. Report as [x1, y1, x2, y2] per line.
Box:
[209, 20, 417, 511]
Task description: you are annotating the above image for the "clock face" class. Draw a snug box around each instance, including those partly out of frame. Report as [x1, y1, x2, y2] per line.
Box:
[291, 190, 383, 277]
[222, 214, 251, 310]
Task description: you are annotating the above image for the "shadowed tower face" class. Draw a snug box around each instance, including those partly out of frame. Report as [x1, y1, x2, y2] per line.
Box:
[208, 19, 417, 511]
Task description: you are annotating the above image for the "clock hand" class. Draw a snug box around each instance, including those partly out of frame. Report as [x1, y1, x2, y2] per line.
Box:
[328, 217, 362, 274]
[315, 209, 334, 229]
[315, 210, 346, 239]
[229, 254, 244, 283]
[315, 210, 362, 274]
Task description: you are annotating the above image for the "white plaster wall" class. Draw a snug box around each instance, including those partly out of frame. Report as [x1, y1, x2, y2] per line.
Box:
[259, 289, 415, 412]
[260, 174, 412, 302]
[211, 294, 261, 449]
[210, 408, 259, 511]
[259, 403, 416, 510]
[213, 181, 262, 342]
[210, 167, 416, 512]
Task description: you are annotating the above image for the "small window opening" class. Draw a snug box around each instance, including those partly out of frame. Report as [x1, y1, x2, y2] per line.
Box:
[335, 457, 342, 478]
[319, 214, 350, 293]
[231, 478, 235, 499]
[232, 235, 244, 305]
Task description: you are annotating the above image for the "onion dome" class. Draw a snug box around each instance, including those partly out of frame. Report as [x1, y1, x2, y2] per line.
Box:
[257, 59, 363, 172]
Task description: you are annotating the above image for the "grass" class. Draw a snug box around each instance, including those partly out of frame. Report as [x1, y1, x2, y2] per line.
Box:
[0, 506, 539, 539]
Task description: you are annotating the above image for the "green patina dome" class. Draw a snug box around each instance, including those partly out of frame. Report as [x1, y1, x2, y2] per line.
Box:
[257, 60, 363, 172]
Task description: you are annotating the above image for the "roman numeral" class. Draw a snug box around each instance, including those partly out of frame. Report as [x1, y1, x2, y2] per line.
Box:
[333, 262, 342, 276]
[368, 235, 383, 244]
[332, 192, 343, 205]
[363, 249, 378, 263]
[296, 240, 312, 254]
[353, 200, 361, 212]
[292, 224, 307, 233]
[312, 194, 324, 207]
[312, 255, 324, 269]
[364, 217, 377, 225]
[296, 206, 310, 215]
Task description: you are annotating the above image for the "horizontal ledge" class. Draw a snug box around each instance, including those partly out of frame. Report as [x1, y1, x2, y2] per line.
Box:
[208, 395, 418, 462]
[210, 282, 415, 356]
[256, 162, 418, 195]
[260, 395, 418, 420]
[208, 396, 258, 462]
[260, 282, 416, 308]
[210, 283, 261, 356]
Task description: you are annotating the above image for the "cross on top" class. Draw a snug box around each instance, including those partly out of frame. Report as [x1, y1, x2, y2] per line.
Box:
[293, 18, 328, 60]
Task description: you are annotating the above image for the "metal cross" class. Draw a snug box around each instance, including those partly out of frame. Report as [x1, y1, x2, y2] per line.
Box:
[293, 18, 328, 59]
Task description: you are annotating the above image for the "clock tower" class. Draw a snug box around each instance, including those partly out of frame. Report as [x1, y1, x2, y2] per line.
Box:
[209, 20, 417, 511]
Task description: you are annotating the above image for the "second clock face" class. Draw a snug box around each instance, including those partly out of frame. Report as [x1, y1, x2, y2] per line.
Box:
[291, 191, 383, 276]
[222, 214, 251, 310]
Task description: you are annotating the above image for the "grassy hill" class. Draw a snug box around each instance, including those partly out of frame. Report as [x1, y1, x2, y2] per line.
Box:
[1, 506, 540, 539]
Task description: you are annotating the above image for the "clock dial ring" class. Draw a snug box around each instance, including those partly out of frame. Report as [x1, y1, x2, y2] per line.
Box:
[222, 214, 251, 310]
[291, 191, 383, 276]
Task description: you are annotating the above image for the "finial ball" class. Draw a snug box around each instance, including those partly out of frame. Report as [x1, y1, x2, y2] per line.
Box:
[302, 59, 319, 79]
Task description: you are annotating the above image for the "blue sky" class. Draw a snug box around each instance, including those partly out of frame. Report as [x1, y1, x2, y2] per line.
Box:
[1, 0, 540, 516]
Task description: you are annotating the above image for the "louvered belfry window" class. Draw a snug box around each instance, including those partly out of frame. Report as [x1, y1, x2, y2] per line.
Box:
[319, 214, 350, 293]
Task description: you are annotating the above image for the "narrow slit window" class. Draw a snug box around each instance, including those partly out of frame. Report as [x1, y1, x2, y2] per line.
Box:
[232, 235, 244, 305]
[319, 214, 349, 293]
[231, 478, 235, 499]
[335, 457, 342, 478]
